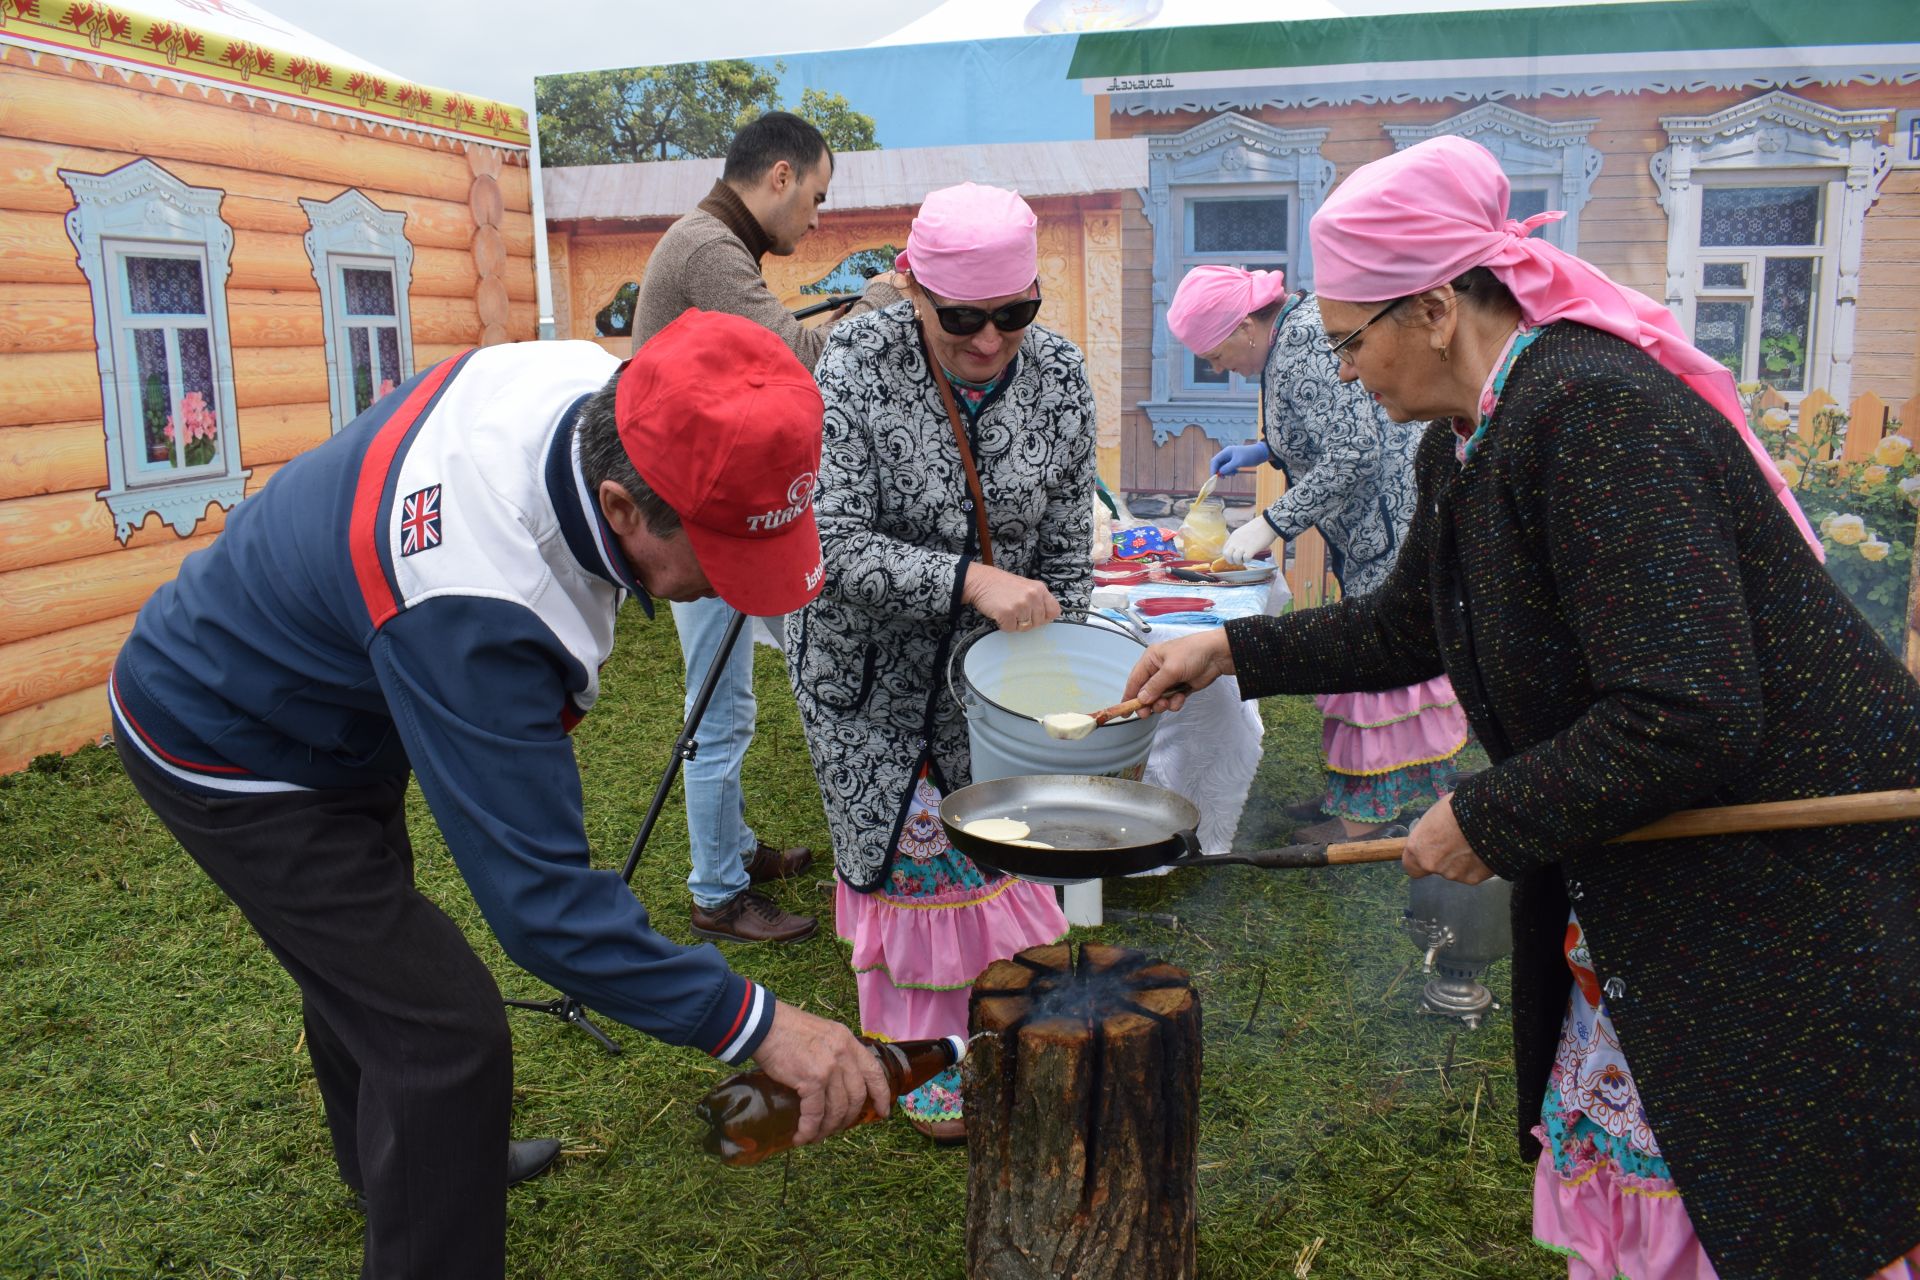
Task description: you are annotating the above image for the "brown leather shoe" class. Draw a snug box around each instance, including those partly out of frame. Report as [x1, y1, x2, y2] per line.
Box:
[743, 842, 813, 884]
[690, 889, 817, 944]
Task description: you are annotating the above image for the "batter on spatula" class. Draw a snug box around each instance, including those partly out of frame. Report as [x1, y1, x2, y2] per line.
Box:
[1040, 712, 1097, 740]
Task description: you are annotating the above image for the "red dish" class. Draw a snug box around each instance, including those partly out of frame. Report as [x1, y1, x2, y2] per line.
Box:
[1132, 595, 1216, 616]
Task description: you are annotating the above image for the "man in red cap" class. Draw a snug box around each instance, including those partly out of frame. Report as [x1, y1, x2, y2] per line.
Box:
[106, 310, 890, 1279]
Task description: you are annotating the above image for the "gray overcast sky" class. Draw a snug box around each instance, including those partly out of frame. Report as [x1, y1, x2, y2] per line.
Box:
[277, 0, 946, 115]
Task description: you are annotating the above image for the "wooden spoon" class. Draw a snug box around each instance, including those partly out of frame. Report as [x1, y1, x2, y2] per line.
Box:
[1042, 687, 1190, 741]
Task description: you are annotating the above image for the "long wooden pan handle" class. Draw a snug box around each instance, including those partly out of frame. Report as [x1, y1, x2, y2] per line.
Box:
[1251, 787, 1920, 869]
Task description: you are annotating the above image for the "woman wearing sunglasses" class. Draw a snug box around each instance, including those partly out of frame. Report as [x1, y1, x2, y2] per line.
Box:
[1126, 137, 1920, 1280]
[784, 183, 1091, 1142]
[1166, 265, 1467, 845]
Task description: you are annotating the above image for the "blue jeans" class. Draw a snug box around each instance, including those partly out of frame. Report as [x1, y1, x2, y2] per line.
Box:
[668, 595, 758, 909]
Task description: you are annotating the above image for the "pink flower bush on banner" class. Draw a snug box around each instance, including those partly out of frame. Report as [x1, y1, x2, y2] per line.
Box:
[163, 391, 219, 467]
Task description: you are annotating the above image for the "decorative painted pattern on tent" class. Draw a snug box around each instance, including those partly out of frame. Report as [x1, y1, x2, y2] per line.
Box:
[0, 0, 530, 146]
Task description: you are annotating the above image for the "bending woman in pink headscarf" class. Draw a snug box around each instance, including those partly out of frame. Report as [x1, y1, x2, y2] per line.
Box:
[1125, 137, 1920, 1280]
[786, 183, 1089, 1142]
[1167, 266, 1467, 844]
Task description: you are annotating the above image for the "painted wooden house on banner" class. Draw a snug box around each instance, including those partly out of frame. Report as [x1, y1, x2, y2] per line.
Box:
[1070, 1, 1920, 499]
[0, 0, 537, 773]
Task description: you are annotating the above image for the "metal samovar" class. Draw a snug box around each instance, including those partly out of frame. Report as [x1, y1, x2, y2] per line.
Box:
[1401, 873, 1513, 1029]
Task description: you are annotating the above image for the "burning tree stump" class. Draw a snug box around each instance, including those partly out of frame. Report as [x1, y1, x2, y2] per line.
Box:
[965, 941, 1200, 1280]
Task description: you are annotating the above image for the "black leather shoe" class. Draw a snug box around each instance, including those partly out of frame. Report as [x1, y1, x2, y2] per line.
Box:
[507, 1137, 561, 1186]
[352, 1138, 561, 1212]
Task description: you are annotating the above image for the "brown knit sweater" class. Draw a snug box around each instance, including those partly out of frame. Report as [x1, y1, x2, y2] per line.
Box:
[632, 180, 900, 368]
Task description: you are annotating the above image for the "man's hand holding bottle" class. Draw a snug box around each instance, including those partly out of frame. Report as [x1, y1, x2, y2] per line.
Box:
[750, 1001, 892, 1145]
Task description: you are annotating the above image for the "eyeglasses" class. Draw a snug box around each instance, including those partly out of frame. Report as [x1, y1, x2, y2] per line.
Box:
[1323, 296, 1405, 364]
[930, 292, 1043, 337]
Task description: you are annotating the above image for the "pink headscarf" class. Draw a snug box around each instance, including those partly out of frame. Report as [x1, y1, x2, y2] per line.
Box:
[1310, 136, 1820, 557]
[895, 182, 1038, 302]
[1167, 265, 1290, 353]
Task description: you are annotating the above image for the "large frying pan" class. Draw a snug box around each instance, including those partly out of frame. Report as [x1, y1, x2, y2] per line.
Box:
[940, 774, 1920, 885]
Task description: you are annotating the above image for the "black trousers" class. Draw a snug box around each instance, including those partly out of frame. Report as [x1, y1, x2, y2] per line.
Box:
[117, 738, 512, 1279]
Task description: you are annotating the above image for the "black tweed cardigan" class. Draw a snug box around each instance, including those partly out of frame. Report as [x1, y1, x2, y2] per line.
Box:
[1227, 323, 1920, 1280]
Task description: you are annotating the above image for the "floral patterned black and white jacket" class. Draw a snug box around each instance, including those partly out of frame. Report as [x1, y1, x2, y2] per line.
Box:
[1256, 294, 1425, 596]
[784, 302, 1095, 891]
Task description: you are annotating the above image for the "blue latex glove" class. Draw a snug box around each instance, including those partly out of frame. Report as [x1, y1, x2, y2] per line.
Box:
[1209, 443, 1270, 476]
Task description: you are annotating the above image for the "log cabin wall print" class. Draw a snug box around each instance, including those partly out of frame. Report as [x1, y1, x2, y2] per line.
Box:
[0, 0, 537, 774]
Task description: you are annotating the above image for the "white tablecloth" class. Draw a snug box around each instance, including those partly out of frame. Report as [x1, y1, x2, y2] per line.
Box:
[1126, 578, 1286, 855]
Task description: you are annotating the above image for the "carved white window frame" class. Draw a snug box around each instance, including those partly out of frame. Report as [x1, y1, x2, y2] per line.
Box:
[61, 159, 246, 543]
[1172, 181, 1293, 400]
[1140, 112, 1333, 446]
[1385, 103, 1601, 253]
[301, 190, 416, 433]
[1651, 91, 1892, 407]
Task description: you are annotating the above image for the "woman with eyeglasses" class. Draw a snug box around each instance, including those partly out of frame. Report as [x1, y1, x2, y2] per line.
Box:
[1126, 136, 1920, 1280]
[1166, 266, 1467, 845]
[784, 183, 1088, 1142]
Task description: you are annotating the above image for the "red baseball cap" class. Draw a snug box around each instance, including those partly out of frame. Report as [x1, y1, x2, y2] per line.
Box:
[615, 309, 825, 616]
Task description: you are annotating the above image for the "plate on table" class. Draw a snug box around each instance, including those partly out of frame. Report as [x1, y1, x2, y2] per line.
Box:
[1209, 564, 1275, 586]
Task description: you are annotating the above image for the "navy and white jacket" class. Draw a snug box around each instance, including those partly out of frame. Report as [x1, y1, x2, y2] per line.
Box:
[111, 341, 772, 1064]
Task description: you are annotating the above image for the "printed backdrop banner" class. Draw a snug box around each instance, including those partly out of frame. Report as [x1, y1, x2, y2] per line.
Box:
[536, 0, 1920, 662]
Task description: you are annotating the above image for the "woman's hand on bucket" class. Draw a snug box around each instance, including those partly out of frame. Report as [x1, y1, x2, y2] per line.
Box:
[964, 563, 1062, 632]
[1124, 629, 1235, 714]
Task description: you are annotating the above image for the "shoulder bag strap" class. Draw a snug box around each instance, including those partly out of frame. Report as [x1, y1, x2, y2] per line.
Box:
[922, 320, 996, 568]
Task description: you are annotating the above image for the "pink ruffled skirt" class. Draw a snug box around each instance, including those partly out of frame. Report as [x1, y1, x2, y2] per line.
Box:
[835, 875, 1067, 1040]
[1531, 1144, 1920, 1279]
[835, 775, 1068, 1044]
[1312, 676, 1468, 822]
[1316, 675, 1467, 775]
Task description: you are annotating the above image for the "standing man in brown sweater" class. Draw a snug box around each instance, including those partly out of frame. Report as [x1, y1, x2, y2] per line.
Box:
[634, 111, 901, 944]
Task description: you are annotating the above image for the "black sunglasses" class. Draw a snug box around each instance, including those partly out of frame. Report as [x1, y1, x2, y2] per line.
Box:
[930, 292, 1043, 337]
[1323, 295, 1405, 363]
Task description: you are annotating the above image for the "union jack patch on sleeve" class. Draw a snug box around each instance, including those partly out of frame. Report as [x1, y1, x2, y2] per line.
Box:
[400, 485, 443, 557]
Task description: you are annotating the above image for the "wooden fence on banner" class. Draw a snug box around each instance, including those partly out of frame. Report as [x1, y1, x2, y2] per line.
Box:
[1755, 386, 1920, 464]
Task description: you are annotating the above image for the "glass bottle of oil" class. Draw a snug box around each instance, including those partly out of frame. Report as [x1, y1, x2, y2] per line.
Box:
[695, 1034, 968, 1166]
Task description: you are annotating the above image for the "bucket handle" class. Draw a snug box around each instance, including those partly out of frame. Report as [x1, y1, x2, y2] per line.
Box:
[945, 620, 997, 721]
[943, 607, 1151, 722]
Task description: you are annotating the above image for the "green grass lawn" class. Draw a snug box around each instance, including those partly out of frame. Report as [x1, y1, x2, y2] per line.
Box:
[0, 609, 1546, 1279]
